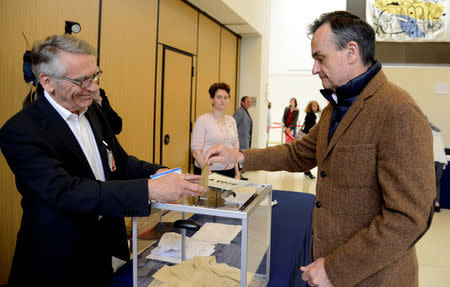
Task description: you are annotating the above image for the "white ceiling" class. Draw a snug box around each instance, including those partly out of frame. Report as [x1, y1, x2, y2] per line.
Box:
[185, 0, 259, 36]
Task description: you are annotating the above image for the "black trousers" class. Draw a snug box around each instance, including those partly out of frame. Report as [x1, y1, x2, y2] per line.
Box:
[435, 161, 445, 202]
[193, 165, 236, 178]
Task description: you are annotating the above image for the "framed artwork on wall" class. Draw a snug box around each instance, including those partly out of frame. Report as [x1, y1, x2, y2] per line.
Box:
[366, 0, 450, 42]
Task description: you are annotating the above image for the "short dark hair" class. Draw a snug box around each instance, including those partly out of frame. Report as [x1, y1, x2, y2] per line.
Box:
[308, 11, 375, 67]
[208, 82, 230, 98]
[241, 96, 249, 103]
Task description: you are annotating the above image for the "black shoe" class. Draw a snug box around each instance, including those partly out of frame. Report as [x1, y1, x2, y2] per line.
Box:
[240, 176, 248, 181]
[435, 205, 441, 213]
[304, 172, 315, 179]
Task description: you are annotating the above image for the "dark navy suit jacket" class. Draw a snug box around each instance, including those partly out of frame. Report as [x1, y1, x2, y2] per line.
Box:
[0, 95, 163, 287]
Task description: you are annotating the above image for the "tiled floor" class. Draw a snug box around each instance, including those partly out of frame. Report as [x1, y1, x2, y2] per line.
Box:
[244, 169, 450, 287]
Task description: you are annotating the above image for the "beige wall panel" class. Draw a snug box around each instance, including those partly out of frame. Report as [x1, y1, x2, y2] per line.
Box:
[159, 0, 198, 54]
[195, 14, 220, 119]
[191, 55, 198, 124]
[100, 0, 158, 162]
[235, 37, 241, 110]
[383, 67, 450, 146]
[0, 1, 98, 283]
[220, 28, 238, 116]
[190, 55, 197, 173]
[154, 44, 164, 164]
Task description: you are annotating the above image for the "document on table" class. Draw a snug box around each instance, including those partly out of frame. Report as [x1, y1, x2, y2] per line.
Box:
[208, 173, 255, 191]
[146, 232, 216, 264]
[191, 222, 242, 245]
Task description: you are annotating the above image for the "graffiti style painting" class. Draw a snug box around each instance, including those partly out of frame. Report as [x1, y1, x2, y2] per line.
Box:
[366, 0, 450, 41]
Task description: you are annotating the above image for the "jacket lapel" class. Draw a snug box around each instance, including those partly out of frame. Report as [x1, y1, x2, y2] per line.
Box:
[324, 97, 365, 156]
[316, 104, 332, 165]
[85, 105, 111, 180]
[36, 96, 94, 176]
[321, 70, 388, 161]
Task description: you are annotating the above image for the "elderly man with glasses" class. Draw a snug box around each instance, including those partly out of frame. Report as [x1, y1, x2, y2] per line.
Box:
[0, 34, 205, 287]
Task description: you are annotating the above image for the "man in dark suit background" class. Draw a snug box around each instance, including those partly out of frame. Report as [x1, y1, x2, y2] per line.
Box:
[94, 88, 123, 135]
[233, 96, 253, 150]
[0, 34, 205, 287]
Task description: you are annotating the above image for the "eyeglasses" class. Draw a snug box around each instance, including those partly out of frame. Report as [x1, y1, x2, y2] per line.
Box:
[61, 69, 103, 88]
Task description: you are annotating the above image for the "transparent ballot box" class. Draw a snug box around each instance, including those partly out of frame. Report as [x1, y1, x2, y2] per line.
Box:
[131, 181, 272, 287]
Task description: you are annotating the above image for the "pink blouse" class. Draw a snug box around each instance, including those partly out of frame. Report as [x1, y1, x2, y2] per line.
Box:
[191, 113, 239, 170]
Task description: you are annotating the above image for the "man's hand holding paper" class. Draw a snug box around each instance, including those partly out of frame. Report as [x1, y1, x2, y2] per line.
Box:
[205, 143, 244, 167]
[148, 172, 205, 203]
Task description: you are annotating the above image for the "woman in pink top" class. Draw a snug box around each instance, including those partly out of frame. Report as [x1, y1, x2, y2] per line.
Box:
[191, 83, 240, 178]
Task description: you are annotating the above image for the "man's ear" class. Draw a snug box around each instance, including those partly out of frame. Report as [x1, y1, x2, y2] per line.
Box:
[346, 41, 359, 64]
[39, 74, 55, 93]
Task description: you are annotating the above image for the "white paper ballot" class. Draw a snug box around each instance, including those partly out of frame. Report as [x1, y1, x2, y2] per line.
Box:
[191, 222, 242, 245]
[147, 232, 216, 264]
[208, 173, 257, 191]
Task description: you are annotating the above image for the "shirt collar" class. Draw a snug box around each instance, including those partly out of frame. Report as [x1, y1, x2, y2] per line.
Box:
[44, 90, 88, 120]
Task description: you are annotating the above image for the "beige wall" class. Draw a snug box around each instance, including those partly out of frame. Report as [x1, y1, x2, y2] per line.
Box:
[227, 0, 271, 148]
[222, 0, 269, 35]
[100, 0, 159, 162]
[220, 28, 238, 116]
[195, 14, 220, 118]
[383, 66, 450, 147]
[159, 0, 198, 55]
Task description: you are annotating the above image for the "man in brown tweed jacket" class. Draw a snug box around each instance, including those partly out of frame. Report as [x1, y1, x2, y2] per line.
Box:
[206, 11, 435, 287]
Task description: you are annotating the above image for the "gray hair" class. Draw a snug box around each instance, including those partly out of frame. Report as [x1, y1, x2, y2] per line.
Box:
[308, 11, 375, 67]
[31, 34, 96, 79]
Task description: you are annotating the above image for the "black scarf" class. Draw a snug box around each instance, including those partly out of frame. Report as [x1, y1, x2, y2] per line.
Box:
[320, 60, 382, 143]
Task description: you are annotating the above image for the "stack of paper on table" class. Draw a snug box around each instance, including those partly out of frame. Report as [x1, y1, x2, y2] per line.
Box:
[147, 223, 242, 264]
[147, 232, 215, 264]
[148, 256, 258, 287]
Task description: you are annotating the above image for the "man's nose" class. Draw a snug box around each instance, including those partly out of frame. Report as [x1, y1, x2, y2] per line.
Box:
[312, 61, 320, 75]
[86, 81, 99, 92]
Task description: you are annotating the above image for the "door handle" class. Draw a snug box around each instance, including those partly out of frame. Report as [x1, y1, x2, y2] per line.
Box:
[164, 134, 170, 145]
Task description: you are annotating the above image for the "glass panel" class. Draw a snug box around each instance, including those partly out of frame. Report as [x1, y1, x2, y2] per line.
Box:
[247, 189, 271, 286]
[134, 184, 272, 287]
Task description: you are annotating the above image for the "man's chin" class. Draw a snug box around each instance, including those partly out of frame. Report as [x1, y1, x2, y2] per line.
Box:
[80, 97, 93, 108]
[321, 79, 333, 90]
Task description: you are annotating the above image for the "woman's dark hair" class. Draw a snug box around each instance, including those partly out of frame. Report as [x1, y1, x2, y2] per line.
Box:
[307, 11, 375, 67]
[305, 100, 321, 113]
[208, 82, 230, 98]
[290, 97, 297, 107]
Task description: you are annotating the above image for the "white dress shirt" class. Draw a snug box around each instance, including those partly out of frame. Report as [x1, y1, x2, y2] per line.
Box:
[44, 90, 105, 181]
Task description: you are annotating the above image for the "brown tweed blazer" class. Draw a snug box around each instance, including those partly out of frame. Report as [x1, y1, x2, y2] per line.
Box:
[243, 70, 435, 287]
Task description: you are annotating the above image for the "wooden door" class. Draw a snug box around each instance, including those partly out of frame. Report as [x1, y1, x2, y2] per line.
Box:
[160, 47, 193, 173]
